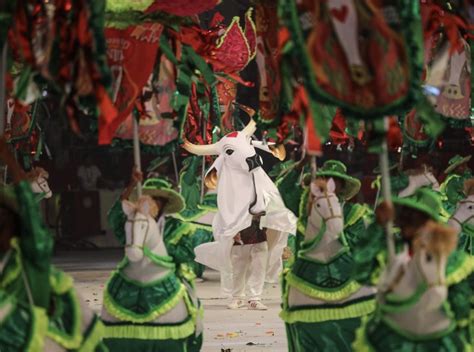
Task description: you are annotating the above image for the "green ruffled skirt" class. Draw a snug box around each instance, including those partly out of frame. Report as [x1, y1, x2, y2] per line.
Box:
[353, 318, 470, 352]
[0, 298, 48, 351]
[102, 270, 200, 351]
[103, 316, 198, 352]
[286, 317, 362, 352]
[48, 279, 108, 351]
[190, 227, 213, 278]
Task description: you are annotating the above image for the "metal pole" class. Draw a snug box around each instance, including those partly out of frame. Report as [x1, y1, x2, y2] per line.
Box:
[379, 117, 395, 264]
[172, 151, 179, 187]
[310, 155, 317, 180]
[133, 117, 142, 197]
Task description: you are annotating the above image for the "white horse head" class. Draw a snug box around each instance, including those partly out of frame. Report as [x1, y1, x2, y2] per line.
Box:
[122, 196, 167, 262]
[448, 179, 474, 233]
[398, 165, 440, 198]
[381, 221, 457, 335]
[305, 178, 344, 246]
[30, 168, 52, 199]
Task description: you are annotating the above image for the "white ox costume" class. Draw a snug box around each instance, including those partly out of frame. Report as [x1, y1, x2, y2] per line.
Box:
[183, 120, 297, 294]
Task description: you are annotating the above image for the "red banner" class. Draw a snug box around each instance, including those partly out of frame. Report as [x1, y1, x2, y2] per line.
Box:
[105, 23, 163, 139]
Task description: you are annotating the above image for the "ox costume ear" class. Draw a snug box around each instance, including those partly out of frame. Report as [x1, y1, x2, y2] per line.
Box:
[205, 168, 218, 190]
[326, 178, 336, 193]
[122, 200, 136, 217]
[251, 141, 286, 161]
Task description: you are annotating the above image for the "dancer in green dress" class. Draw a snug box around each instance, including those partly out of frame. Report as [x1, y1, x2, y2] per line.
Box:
[281, 177, 376, 351]
[353, 188, 473, 351]
[103, 169, 202, 352]
[0, 136, 107, 351]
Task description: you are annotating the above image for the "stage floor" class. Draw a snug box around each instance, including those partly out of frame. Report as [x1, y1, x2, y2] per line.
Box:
[54, 249, 287, 352]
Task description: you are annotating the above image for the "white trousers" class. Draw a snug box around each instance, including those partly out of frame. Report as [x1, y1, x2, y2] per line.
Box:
[220, 269, 233, 298]
[231, 242, 268, 301]
[265, 230, 288, 284]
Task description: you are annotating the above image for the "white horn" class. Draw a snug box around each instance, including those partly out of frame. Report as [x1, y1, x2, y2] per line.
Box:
[182, 139, 219, 156]
[241, 119, 257, 137]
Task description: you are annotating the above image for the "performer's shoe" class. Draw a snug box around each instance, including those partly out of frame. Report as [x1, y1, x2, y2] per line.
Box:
[248, 300, 268, 310]
[227, 299, 246, 310]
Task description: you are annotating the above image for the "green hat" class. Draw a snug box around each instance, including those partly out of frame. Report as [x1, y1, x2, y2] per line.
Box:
[0, 185, 19, 214]
[138, 178, 185, 215]
[392, 187, 441, 222]
[444, 155, 471, 174]
[315, 160, 361, 200]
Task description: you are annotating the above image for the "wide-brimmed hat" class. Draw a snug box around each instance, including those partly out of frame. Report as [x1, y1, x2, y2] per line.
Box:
[315, 160, 361, 200]
[138, 178, 185, 215]
[392, 187, 441, 222]
[0, 185, 19, 214]
[444, 155, 471, 175]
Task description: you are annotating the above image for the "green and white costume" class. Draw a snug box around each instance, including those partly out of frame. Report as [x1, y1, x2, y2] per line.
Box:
[172, 157, 217, 278]
[103, 178, 202, 352]
[0, 182, 107, 351]
[353, 188, 473, 351]
[280, 164, 376, 351]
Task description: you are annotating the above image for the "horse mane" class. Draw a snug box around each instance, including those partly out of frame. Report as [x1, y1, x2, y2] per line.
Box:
[313, 178, 328, 193]
[464, 179, 474, 196]
[414, 220, 457, 256]
[137, 195, 159, 219]
[36, 167, 49, 179]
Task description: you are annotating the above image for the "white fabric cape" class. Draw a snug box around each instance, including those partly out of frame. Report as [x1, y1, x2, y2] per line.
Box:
[194, 159, 297, 272]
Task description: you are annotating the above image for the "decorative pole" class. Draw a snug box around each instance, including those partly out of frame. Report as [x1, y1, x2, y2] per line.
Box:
[0, 44, 8, 183]
[200, 114, 206, 203]
[133, 114, 142, 197]
[379, 116, 395, 264]
[0, 43, 7, 134]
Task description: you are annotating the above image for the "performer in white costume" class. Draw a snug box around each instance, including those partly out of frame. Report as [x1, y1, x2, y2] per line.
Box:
[183, 120, 297, 296]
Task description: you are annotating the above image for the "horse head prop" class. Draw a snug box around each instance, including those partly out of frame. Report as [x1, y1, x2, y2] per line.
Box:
[30, 168, 52, 199]
[379, 221, 457, 335]
[448, 179, 474, 234]
[303, 178, 344, 262]
[122, 196, 167, 262]
[307, 178, 344, 238]
[398, 165, 440, 198]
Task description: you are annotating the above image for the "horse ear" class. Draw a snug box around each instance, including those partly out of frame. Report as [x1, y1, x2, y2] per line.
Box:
[122, 200, 136, 216]
[327, 178, 336, 193]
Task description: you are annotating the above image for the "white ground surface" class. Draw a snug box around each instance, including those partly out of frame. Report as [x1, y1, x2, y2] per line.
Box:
[55, 250, 288, 352]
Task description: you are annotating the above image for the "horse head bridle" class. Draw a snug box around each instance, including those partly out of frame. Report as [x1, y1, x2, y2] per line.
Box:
[32, 177, 49, 194]
[450, 199, 474, 227]
[311, 192, 342, 223]
[125, 218, 150, 250]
